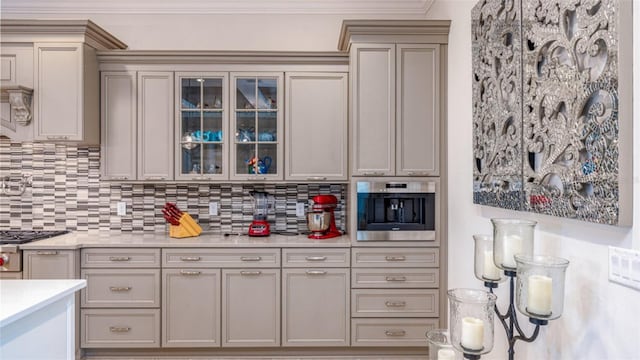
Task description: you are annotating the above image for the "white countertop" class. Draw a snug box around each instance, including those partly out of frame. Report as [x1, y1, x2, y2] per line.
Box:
[0, 279, 87, 327]
[18, 232, 352, 250]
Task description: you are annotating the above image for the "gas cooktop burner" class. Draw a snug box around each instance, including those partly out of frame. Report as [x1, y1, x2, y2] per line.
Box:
[0, 230, 69, 244]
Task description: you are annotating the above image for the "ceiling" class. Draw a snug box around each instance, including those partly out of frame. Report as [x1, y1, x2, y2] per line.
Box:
[1, 0, 435, 16]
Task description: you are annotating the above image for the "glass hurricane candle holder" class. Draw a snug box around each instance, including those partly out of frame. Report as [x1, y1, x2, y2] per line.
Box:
[426, 329, 458, 360]
[473, 234, 505, 286]
[448, 289, 497, 359]
[491, 219, 536, 271]
[515, 254, 570, 323]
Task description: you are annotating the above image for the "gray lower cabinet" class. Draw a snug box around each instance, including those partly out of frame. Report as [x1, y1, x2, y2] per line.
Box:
[162, 268, 221, 347]
[282, 267, 350, 346]
[222, 269, 280, 347]
[80, 248, 161, 349]
[23, 249, 79, 279]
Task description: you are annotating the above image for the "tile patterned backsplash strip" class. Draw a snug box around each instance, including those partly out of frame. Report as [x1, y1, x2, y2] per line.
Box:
[0, 140, 347, 233]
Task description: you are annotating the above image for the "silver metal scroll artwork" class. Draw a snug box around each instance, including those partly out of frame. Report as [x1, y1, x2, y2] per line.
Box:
[472, 0, 624, 224]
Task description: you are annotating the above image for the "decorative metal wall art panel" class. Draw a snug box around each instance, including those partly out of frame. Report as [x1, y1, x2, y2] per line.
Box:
[472, 0, 632, 225]
[472, 0, 524, 211]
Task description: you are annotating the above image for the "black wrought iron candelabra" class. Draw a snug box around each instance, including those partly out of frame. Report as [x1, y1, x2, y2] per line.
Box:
[482, 271, 545, 360]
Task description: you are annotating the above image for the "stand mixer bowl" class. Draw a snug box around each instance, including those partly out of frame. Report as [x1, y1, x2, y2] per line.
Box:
[307, 211, 332, 232]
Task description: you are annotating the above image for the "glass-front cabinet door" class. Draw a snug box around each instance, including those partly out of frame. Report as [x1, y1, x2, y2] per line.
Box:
[230, 73, 284, 180]
[175, 73, 229, 180]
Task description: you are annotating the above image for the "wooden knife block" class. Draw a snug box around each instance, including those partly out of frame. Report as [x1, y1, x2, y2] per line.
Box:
[169, 212, 202, 238]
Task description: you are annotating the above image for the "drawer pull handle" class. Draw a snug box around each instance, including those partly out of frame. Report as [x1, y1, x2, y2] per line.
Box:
[240, 271, 262, 276]
[109, 286, 132, 292]
[306, 270, 327, 275]
[109, 256, 130, 261]
[363, 171, 384, 176]
[144, 176, 166, 180]
[46, 135, 69, 140]
[240, 256, 262, 262]
[180, 256, 201, 261]
[385, 276, 407, 282]
[109, 176, 129, 180]
[305, 256, 327, 261]
[385, 256, 406, 262]
[109, 326, 131, 333]
[180, 270, 201, 276]
[306, 176, 327, 181]
[385, 301, 407, 307]
[36, 251, 58, 255]
[384, 329, 406, 337]
[407, 171, 427, 176]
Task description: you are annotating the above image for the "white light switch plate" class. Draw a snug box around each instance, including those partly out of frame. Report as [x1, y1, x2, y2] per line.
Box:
[609, 246, 640, 291]
[209, 202, 218, 216]
[116, 202, 126, 216]
[296, 202, 306, 217]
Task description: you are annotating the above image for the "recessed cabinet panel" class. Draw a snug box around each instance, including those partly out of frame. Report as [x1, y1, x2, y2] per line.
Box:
[101, 71, 137, 181]
[176, 73, 228, 180]
[222, 269, 280, 347]
[351, 44, 395, 176]
[162, 268, 221, 347]
[230, 73, 283, 180]
[138, 71, 173, 181]
[396, 44, 440, 176]
[285, 72, 348, 181]
[23, 249, 78, 279]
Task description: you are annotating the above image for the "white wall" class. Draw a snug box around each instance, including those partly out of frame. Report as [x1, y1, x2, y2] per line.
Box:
[3, 1, 639, 358]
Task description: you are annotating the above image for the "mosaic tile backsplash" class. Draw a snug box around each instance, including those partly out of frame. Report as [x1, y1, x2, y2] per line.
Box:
[0, 140, 347, 233]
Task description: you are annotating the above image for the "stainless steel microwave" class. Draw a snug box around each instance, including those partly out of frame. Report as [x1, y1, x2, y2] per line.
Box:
[355, 179, 437, 241]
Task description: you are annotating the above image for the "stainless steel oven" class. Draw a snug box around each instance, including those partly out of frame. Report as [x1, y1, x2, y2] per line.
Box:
[354, 179, 438, 241]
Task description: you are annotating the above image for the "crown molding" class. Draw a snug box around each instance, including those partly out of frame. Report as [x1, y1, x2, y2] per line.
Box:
[1, 0, 434, 15]
[337, 19, 451, 51]
[0, 19, 127, 49]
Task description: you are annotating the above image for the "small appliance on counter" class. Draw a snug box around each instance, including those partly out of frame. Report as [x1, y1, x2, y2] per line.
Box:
[248, 191, 275, 237]
[306, 195, 341, 239]
[162, 203, 202, 238]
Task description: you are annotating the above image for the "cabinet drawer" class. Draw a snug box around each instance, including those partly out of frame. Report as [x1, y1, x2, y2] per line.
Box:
[351, 268, 439, 288]
[282, 248, 350, 268]
[81, 269, 160, 308]
[351, 289, 439, 318]
[81, 309, 160, 348]
[81, 248, 161, 268]
[163, 248, 280, 268]
[352, 248, 439, 268]
[351, 318, 439, 347]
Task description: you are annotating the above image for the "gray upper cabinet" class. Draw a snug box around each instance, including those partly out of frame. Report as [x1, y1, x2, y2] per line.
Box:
[285, 72, 348, 181]
[101, 71, 137, 181]
[138, 71, 174, 181]
[350, 43, 440, 177]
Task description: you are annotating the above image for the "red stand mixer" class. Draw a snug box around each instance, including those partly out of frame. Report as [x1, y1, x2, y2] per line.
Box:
[307, 195, 342, 239]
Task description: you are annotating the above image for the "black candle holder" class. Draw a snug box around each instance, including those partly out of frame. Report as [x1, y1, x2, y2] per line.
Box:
[484, 270, 543, 360]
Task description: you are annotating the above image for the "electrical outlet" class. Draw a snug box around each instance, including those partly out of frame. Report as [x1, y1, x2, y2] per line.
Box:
[209, 202, 219, 216]
[116, 202, 127, 216]
[296, 202, 306, 217]
[609, 246, 640, 291]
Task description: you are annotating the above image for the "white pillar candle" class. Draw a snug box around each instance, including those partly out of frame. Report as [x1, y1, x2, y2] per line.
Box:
[437, 348, 456, 360]
[482, 250, 501, 280]
[501, 234, 522, 268]
[460, 316, 484, 350]
[527, 274, 553, 315]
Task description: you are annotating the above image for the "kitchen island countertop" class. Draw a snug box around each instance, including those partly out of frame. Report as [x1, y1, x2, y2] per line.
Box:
[17, 232, 352, 250]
